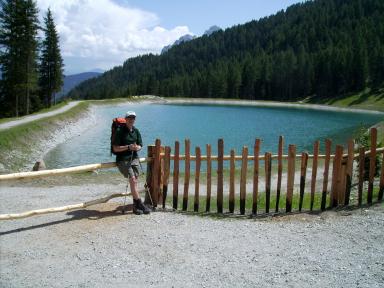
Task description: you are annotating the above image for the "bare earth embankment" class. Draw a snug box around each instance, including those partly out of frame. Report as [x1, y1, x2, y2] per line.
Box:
[1, 97, 384, 287]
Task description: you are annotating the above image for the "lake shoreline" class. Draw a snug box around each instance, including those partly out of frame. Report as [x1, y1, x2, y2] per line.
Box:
[1, 95, 382, 173]
[161, 97, 384, 115]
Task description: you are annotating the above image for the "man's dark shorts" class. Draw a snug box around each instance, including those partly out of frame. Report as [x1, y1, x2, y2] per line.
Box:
[117, 158, 140, 179]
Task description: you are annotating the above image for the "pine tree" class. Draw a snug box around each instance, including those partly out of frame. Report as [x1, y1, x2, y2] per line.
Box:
[0, 0, 40, 117]
[39, 8, 64, 107]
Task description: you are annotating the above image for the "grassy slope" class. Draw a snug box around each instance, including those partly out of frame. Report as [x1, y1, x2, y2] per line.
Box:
[304, 88, 384, 111]
[0, 101, 90, 171]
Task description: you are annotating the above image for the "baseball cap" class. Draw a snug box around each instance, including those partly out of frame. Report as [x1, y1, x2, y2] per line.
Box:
[125, 111, 136, 118]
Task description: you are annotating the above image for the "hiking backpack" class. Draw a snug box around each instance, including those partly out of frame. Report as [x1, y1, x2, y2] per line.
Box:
[110, 117, 126, 155]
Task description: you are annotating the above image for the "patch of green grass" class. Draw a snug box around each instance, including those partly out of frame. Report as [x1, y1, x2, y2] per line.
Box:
[165, 184, 382, 216]
[305, 88, 384, 111]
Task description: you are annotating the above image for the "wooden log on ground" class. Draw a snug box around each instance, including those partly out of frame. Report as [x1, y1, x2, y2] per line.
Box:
[286, 144, 296, 213]
[253, 139, 260, 215]
[206, 144, 212, 212]
[310, 141, 319, 211]
[32, 160, 46, 171]
[368, 128, 377, 204]
[217, 139, 224, 213]
[162, 146, 171, 209]
[265, 152, 272, 214]
[173, 141, 180, 210]
[344, 139, 354, 206]
[183, 139, 191, 211]
[299, 152, 308, 212]
[358, 147, 365, 206]
[321, 139, 331, 211]
[276, 136, 283, 213]
[0, 190, 148, 220]
[194, 146, 201, 212]
[240, 146, 248, 215]
[229, 149, 235, 213]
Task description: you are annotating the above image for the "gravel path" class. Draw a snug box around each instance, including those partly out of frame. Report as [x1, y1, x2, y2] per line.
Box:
[1, 181, 383, 288]
[0, 101, 82, 130]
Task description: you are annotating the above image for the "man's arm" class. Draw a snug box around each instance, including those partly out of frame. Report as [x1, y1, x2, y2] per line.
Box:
[112, 145, 130, 153]
[113, 143, 141, 153]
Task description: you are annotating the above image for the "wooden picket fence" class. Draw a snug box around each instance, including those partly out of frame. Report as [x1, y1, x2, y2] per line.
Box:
[146, 127, 384, 215]
[0, 128, 383, 220]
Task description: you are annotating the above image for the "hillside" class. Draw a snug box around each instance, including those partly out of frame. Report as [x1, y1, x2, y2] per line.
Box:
[68, 0, 384, 102]
[56, 72, 102, 101]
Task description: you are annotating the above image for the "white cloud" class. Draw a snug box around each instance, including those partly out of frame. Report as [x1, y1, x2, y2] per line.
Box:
[36, 0, 192, 74]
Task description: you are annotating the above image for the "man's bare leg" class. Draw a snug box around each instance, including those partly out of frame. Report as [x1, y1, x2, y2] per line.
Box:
[129, 176, 139, 199]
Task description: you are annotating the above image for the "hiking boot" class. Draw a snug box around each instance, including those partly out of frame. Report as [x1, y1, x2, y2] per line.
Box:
[133, 199, 151, 215]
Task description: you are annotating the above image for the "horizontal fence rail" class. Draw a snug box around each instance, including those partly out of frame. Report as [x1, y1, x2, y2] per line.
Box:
[0, 158, 148, 181]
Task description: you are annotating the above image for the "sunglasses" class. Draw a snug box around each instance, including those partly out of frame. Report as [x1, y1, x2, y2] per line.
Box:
[126, 117, 136, 120]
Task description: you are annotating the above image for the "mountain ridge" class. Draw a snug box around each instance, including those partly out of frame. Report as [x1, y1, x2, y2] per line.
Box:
[68, 0, 384, 102]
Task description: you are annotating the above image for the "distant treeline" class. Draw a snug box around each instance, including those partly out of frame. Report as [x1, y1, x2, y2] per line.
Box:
[69, 0, 384, 101]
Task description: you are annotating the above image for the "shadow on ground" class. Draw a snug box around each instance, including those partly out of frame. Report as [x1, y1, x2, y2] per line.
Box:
[0, 203, 133, 236]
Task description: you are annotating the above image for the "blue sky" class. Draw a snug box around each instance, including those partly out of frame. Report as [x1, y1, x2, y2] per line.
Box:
[36, 0, 302, 75]
[117, 0, 303, 35]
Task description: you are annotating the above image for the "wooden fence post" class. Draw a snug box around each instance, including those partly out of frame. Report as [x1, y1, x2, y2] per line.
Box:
[183, 139, 191, 211]
[217, 139, 224, 213]
[321, 139, 331, 211]
[194, 146, 201, 212]
[379, 152, 384, 202]
[240, 146, 248, 215]
[145, 145, 155, 205]
[206, 144, 212, 212]
[265, 152, 272, 214]
[253, 139, 260, 215]
[330, 145, 343, 208]
[344, 139, 354, 206]
[368, 128, 377, 204]
[162, 146, 171, 209]
[276, 136, 283, 213]
[229, 149, 235, 213]
[173, 141, 180, 210]
[158, 146, 165, 206]
[299, 152, 308, 212]
[286, 144, 296, 213]
[310, 141, 319, 211]
[358, 147, 365, 206]
[338, 160, 346, 206]
[151, 139, 161, 207]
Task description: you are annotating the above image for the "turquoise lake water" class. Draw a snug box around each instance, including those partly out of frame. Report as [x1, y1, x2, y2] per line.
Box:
[44, 103, 383, 169]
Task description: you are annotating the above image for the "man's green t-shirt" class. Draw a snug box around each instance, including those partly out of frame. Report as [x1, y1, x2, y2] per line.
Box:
[113, 126, 143, 162]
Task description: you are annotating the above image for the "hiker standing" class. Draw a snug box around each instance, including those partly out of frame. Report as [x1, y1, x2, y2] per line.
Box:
[112, 111, 151, 215]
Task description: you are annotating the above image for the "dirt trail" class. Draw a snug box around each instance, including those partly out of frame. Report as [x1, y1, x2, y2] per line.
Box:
[0, 180, 383, 288]
[0, 101, 82, 130]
